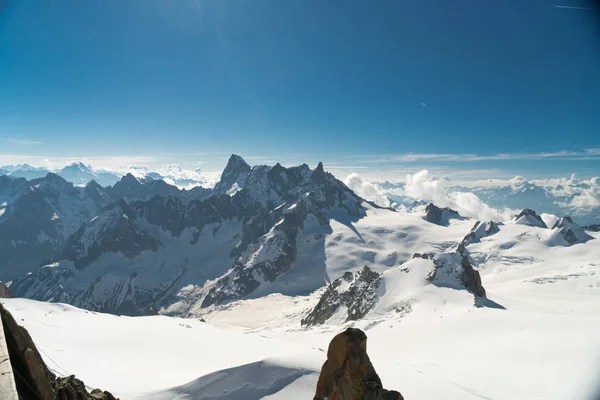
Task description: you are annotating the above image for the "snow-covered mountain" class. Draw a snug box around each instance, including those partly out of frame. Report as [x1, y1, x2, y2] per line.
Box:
[1, 155, 600, 400]
[57, 162, 122, 187]
[0, 162, 216, 189]
[8, 156, 382, 314]
[0, 163, 50, 180]
[0, 173, 197, 281]
[0, 173, 109, 281]
[6, 155, 597, 320]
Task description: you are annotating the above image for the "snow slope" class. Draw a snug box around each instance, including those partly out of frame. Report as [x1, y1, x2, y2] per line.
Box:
[3, 225, 600, 400]
[2, 198, 600, 399]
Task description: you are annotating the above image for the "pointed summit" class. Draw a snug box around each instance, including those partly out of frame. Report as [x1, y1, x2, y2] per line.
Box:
[514, 209, 547, 228]
[225, 154, 251, 173]
[119, 173, 141, 186]
[311, 161, 326, 183]
[38, 172, 71, 191]
[549, 216, 593, 246]
[213, 154, 251, 194]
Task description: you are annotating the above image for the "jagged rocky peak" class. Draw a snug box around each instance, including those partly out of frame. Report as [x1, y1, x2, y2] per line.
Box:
[514, 208, 547, 228]
[420, 252, 487, 298]
[458, 220, 500, 252]
[424, 203, 462, 226]
[301, 266, 382, 326]
[62, 200, 160, 269]
[213, 154, 252, 194]
[37, 172, 73, 192]
[117, 172, 142, 187]
[84, 180, 110, 201]
[311, 161, 326, 183]
[549, 216, 593, 246]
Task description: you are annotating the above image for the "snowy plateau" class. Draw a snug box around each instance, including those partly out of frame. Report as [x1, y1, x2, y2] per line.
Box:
[1, 155, 599, 399]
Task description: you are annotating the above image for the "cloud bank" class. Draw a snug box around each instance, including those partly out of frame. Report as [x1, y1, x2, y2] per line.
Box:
[404, 170, 508, 221]
[344, 173, 390, 207]
[344, 170, 511, 221]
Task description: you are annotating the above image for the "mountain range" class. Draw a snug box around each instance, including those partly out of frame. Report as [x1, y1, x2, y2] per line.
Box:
[0, 162, 215, 189]
[1, 154, 597, 321]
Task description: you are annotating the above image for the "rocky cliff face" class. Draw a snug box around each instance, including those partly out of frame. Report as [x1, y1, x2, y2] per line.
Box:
[301, 266, 381, 327]
[313, 328, 403, 400]
[0, 303, 117, 399]
[62, 201, 161, 269]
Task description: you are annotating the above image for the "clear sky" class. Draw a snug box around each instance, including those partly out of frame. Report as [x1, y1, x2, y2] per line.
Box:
[1, 0, 599, 181]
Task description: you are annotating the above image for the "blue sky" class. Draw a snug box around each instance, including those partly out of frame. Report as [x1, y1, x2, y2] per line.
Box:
[1, 0, 599, 181]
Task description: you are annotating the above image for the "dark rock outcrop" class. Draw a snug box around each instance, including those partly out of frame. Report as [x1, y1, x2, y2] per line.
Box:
[426, 252, 486, 298]
[302, 266, 382, 326]
[62, 200, 161, 269]
[313, 328, 403, 400]
[514, 209, 547, 228]
[550, 217, 593, 246]
[457, 220, 500, 253]
[0, 281, 13, 298]
[424, 203, 461, 226]
[212, 154, 251, 195]
[0, 303, 117, 399]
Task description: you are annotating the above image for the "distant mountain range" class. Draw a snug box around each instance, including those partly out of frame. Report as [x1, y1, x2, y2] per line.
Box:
[378, 175, 600, 225]
[0, 162, 215, 188]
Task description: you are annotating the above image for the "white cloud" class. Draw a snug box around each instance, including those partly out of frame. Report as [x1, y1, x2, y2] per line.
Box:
[554, 5, 592, 10]
[569, 189, 600, 208]
[343, 173, 390, 207]
[404, 170, 508, 221]
[360, 148, 600, 164]
[0, 138, 44, 145]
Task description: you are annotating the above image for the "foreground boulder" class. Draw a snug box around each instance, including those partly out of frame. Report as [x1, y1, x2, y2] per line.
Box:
[0, 303, 117, 400]
[314, 328, 403, 400]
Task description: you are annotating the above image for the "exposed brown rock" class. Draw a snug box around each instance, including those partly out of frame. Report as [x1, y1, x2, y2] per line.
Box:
[0, 302, 118, 400]
[314, 328, 404, 400]
[0, 281, 13, 298]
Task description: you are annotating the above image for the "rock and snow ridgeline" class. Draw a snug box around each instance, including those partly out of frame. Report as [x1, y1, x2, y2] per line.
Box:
[0, 155, 596, 323]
